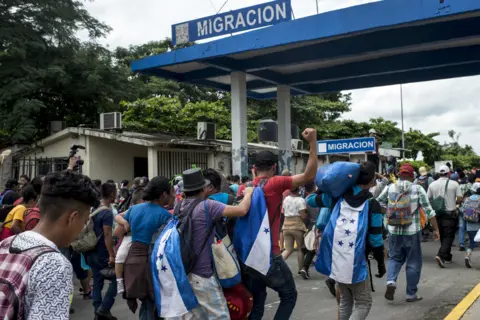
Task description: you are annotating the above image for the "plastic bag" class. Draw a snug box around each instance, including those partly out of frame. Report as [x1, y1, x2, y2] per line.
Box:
[314, 162, 361, 198]
[475, 229, 480, 243]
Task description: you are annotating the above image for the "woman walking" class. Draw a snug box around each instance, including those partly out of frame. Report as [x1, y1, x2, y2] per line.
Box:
[281, 187, 308, 274]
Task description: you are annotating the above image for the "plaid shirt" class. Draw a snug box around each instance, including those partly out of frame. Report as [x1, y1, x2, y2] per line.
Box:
[377, 180, 436, 236]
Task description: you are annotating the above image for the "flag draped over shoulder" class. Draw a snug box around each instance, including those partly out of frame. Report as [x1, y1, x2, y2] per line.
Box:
[316, 198, 369, 284]
[151, 220, 198, 318]
[234, 187, 272, 275]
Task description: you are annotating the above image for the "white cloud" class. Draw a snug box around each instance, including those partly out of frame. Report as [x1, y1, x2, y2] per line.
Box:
[82, 0, 480, 153]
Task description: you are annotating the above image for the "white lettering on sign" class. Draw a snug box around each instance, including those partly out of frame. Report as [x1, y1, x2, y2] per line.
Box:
[246, 9, 256, 26]
[236, 12, 246, 29]
[213, 17, 223, 33]
[195, 2, 287, 37]
[328, 140, 374, 151]
[225, 14, 235, 32]
[197, 20, 209, 37]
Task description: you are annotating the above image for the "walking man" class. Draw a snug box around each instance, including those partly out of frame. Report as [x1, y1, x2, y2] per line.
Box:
[427, 165, 463, 267]
[377, 164, 440, 302]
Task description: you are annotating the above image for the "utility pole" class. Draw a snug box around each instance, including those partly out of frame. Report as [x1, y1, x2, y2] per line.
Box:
[316, 0, 319, 14]
[400, 84, 405, 159]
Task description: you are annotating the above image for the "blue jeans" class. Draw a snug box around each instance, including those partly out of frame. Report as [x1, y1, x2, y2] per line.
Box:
[89, 251, 117, 314]
[139, 299, 156, 320]
[467, 231, 477, 252]
[459, 215, 466, 247]
[244, 256, 297, 320]
[387, 232, 422, 298]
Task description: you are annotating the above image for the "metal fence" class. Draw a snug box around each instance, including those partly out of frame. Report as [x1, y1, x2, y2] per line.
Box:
[157, 150, 209, 179]
[12, 157, 71, 180]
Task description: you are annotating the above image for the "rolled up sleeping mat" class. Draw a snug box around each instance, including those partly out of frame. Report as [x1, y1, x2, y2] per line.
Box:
[314, 162, 361, 198]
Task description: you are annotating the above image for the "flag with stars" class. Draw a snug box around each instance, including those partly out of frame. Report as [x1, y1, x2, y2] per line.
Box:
[316, 198, 370, 284]
[234, 186, 272, 275]
[151, 220, 198, 318]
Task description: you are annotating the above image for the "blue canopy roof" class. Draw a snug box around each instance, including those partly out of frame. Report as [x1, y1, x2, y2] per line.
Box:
[132, 0, 480, 99]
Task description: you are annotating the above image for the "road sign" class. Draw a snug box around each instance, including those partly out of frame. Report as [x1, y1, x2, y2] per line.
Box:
[317, 137, 376, 155]
[172, 0, 292, 45]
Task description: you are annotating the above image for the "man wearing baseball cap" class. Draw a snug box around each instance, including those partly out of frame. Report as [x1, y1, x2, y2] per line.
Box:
[427, 165, 464, 268]
[377, 164, 440, 302]
[244, 128, 318, 320]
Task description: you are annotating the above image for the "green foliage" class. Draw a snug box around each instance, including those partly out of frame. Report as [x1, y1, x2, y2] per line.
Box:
[399, 160, 430, 172]
[0, 0, 131, 145]
[122, 96, 233, 139]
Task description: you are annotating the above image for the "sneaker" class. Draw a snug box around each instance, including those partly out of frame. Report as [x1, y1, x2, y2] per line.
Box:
[465, 256, 472, 269]
[406, 295, 423, 303]
[325, 278, 336, 297]
[117, 281, 125, 295]
[95, 310, 118, 320]
[460, 246, 466, 252]
[300, 269, 309, 280]
[435, 256, 445, 268]
[385, 284, 396, 301]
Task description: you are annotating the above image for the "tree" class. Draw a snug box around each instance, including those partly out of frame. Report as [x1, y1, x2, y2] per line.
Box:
[404, 129, 443, 164]
[0, 0, 132, 145]
[122, 96, 235, 139]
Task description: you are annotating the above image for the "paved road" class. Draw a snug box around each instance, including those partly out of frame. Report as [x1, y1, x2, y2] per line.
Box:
[71, 240, 480, 320]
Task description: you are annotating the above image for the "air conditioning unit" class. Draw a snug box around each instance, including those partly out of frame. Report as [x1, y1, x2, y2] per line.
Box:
[291, 139, 303, 150]
[50, 121, 66, 135]
[100, 112, 122, 130]
[197, 122, 216, 140]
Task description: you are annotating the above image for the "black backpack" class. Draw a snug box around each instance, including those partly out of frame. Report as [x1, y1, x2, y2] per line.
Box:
[175, 198, 215, 274]
[417, 176, 430, 191]
[0, 205, 14, 223]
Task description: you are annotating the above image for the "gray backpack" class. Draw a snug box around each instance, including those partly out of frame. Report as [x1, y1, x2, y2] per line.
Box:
[71, 206, 108, 252]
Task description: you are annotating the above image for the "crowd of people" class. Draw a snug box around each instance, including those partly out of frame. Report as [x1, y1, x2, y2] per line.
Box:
[0, 128, 478, 320]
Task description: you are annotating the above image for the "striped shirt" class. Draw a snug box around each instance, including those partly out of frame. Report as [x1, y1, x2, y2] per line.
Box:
[377, 180, 436, 236]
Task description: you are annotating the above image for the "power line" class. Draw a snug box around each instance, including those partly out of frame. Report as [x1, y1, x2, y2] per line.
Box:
[217, 0, 229, 14]
[208, 0, 217, 12]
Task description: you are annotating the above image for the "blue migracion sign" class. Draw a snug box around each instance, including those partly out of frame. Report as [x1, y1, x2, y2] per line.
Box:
[171, 0, 292, 45]
[317, 137, 376, 155]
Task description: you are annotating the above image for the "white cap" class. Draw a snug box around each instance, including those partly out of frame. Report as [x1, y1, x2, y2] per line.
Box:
[369, 129, 377, 134]
[439, 165, 450, 174]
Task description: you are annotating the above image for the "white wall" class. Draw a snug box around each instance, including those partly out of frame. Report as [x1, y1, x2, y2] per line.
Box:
[88, 136, 147, 183]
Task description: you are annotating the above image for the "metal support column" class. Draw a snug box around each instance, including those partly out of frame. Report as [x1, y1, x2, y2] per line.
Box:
[277, 85, 292, 173]
[147, 147, 159, 178]
[231, 72, 248, 177]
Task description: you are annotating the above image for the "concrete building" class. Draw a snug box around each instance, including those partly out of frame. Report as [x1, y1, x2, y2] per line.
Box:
[2, 127, 314, 185]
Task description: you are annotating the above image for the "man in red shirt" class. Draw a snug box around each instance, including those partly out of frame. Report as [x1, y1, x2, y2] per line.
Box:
[244, 128, 318, 320]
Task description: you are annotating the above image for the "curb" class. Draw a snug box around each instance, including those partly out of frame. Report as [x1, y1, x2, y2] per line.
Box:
[444, 283, 480, 320]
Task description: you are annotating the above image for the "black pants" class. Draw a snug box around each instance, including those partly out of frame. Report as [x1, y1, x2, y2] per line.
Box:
[301, 247, 316, 270]
[437, 214, 457, 261]
[243, 256, 297, 320]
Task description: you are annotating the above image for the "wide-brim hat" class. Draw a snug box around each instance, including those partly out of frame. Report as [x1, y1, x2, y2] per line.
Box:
[182, 168, 210, 192]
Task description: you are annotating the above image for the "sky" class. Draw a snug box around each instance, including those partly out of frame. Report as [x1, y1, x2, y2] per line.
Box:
[82, 0, 480, 153]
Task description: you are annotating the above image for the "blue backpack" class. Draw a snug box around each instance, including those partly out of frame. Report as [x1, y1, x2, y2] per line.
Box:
[315, 194, 333, 231]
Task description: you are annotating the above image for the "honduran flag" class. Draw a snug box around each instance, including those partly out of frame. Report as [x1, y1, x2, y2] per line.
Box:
[316, 199, 370, 284]
[234, 187, 272, 275]
[151, 220, 198, 318]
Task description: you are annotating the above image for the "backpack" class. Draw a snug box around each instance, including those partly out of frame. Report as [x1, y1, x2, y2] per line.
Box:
[175, 199, 214, 274]
[417, 176, 430, 192]
[463, 195, 480, 223]
[0, 190, 12, 206]
[70, 206, 108, 253]
[431, 180, 450, 217]
[387, 184, 417, 227]
[0, 236, 56, 320]
[23, 206, 40, 231]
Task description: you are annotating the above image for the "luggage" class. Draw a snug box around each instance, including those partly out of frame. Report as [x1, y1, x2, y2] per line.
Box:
[314, 162, 361, 198]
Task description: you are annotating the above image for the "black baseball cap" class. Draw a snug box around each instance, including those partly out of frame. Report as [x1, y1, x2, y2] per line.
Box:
[255, 151, 276, 167]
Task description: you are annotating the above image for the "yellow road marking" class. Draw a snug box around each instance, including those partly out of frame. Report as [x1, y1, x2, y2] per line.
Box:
[444, 283, 480, 320]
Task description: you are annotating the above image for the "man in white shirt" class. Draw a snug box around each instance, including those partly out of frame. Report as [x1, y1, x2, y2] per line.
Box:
[0, 162, 99, 320]
[427, 165, 464, 267]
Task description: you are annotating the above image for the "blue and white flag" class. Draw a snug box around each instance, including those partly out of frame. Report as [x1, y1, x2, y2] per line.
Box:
[316, 199, 369, 284]
[234, 187, 272, 275]
[151, 220, 198, 318]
